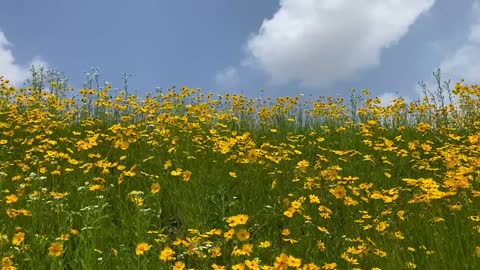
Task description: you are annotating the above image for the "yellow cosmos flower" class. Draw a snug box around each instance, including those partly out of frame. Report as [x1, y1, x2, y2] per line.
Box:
[329, 185, 346, 199]
[12, 232, 25, 246]
[236, 229, 250, 241]
[159, 247, 175, 261]
[48, 242, 64, 257]
[182, 170, 192, 181]
[209, 246, 222, 258]
[5, 194, 18, 204]
[226, 214, 249, 227]
[89, 184, 104, 191]
[1, 256, 15, 270]
[232, 263, 245, 270]
[151, 183, 161, 193]
[172, 261, 185, 270]
[223, 229, 235, 241]
[135, 242, 152, 256]
[211, 264, 226, 270]
[259, 241, 271, 248]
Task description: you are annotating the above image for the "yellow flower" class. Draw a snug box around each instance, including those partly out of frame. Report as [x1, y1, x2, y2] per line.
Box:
[135, 242, 152, 255]
[226, 214, 249, 227]
[130, 196, 144, 207]
[232, 263, 245, 270]
[182, 170, 192, 181]
[229, 172, 237, 178]
[211, 264, 226, 270]
[309, 194, 320, 204]
[244, 259, 260, 270]
[50, 192, 69, 199]
[321, 262, 337, 270]
[287, 255, 301, 267]
[375, 221, 389, 232]
[210, 246, 222, 258]
[390, 230, 403, 239]
[281, 229, 291, 236]
[317, 226, 329, 234]
[405, 262, 417, 269]
[259, 241, 271, 248]
[329, 185, 346, 199]
[88, 184, 104, 191]
[12, 232, 25, 246]
[296, 160, 310, 171]
[151, 183, 161, 193]
[117, 165, 126, 171]
[1, 256, 15, 270]
[5, 194, 18, 204]
[373, 249, 387, 257]
[236, 229, 250, 241]
[164, 160, 173, 170]
[171, 169, 182, 176]
[123, 170, 136, 177]
[341, 252, 359, 265]
[274, 253, 289, 269]
[159, 247, 176, 261]
[173, 261, 185, 270]
[317, 240, 326, 251]
[48, 242, 64, 256]
[223, 229, 235, 241]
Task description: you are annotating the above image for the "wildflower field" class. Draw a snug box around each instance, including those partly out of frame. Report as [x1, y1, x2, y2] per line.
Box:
[0, 74, 479, 270]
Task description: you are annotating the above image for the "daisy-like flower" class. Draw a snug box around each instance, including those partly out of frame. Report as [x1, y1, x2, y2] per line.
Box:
[236, 229, 250, 241]
[159, 247, 176, 261]
[226, 214, 249, 227]
[48, 242, 64, 257]
[173, 261, 185, 270]
[12, 232, 25, 246]
[5, 194, 19, 204]
[182, 170, 192, 181]
[151, 183, 161, 193]
[135, 242, 152, 255]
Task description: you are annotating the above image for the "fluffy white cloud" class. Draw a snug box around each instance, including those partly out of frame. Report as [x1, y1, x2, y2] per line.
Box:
[0, 31, 47, 86]
[246, 0, 435, 87]
[411, 0, 480, 103]
[378, 92, 399, 106]
[215, 66, 240, 90]
[439, 1, 480, 86]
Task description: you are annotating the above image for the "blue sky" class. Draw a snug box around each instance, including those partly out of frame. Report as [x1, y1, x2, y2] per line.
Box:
[1, 0, 480, 103]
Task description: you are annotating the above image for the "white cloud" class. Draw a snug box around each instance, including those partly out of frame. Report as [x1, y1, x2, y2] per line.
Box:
[412, 0, 480, 102]
[245, 0, 435, 88]
[0, 31, 47, 86]
[215, 66, 240, 90]
[439, 8, 480, 86]
[378, 92, 399, 106]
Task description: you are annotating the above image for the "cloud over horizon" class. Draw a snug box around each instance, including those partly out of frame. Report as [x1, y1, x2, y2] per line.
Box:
[439, 0, 480, 86]
[0, 31, 47, 86]
[245, 0, 435, 88]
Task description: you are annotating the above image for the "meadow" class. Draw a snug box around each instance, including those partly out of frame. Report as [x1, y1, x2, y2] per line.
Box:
[0, 73, 479, 269]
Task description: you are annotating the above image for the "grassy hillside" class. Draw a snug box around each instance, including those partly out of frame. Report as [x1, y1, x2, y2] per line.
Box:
[0, 75, 479, 269]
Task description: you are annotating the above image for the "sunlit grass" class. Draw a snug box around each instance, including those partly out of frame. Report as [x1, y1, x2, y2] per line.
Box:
[0, 75, 479, 269]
